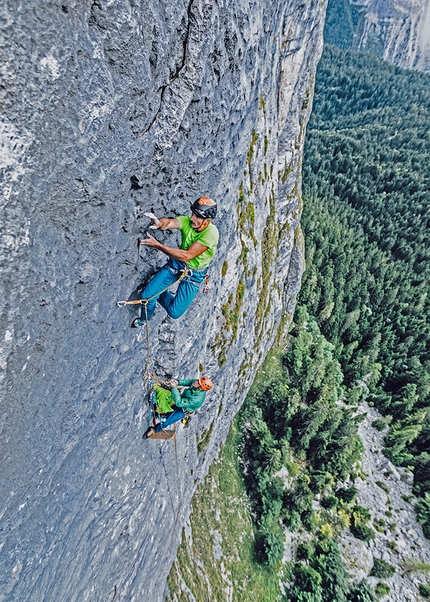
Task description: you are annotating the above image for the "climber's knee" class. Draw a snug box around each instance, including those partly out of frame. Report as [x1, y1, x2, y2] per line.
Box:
[166, 304, 189, 319]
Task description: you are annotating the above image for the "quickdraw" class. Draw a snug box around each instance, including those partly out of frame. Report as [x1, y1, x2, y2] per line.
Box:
[202, 274, 210, 294]
[116, 299, 146, 307]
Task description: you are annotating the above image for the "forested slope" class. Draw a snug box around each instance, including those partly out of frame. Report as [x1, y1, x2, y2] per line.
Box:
[301, 45, 430, 534]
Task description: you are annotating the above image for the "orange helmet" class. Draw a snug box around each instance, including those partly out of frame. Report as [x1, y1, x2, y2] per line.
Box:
[190, 197, 217, 219]
[198, 376, 213, 391]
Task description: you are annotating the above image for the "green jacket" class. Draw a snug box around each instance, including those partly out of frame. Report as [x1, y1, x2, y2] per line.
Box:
[171, 379, 207, 413]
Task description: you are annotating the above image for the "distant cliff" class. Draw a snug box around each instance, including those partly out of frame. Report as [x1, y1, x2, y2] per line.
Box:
[325, 0, 430, 72]
[0, 1, 326, 600]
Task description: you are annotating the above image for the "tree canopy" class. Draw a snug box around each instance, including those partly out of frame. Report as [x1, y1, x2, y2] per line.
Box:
[301, 45, 430, 532]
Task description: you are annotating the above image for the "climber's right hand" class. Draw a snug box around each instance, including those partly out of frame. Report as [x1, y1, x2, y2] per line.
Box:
[144, 212, 162, 229]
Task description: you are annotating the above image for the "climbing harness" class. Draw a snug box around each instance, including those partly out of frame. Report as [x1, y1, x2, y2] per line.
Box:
[117, 266, 190, 363]
[116, 267, 190, 308]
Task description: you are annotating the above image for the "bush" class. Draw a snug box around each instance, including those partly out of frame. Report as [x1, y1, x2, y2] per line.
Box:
[401, 494, 414, 503]
[416, 493, 430, 539]
[372, 418, 389, 432]
[310, 471, 335, 494]
[283, 508, 302, 531]
[402, 558, 430, 574]
[296, 541, 314, 561]
[351, 505, 375, 541]
[351, 523, 375, 542]
[419, 584, 430, 599]
[347, 580, 377, 602]
[375, 481, 390, 494]
[313, 540, 350, 602]
[302, 509, 318, 532]
[321, 494, 338, 509]
[256, 528, 285, 567]
[336, 487, 357, 504]
[370, 558, 395, 579]
[374, 582, 390, 597]
[291, 540, 351, 602]
[290, 564, 323, 602]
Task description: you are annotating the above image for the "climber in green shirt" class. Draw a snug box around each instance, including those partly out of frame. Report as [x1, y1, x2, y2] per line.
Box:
[144, 376, 213, 438]
[132, 197, 219, 327]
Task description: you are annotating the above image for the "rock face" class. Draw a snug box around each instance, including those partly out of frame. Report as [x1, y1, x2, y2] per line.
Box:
[0, 1, 326, 600]
[326, 0, 430, 72]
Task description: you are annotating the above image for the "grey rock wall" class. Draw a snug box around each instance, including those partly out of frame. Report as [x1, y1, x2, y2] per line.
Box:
[358, 0, 430, 72]
[327, 0, 430, 72]
[0, 1, 326, 600]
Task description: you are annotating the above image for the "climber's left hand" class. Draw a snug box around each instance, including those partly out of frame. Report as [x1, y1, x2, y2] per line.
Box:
[140, 233, 160, 248]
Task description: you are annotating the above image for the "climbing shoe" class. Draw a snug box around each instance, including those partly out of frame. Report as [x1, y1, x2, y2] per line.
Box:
[143, 427, 155, 439]
[131, 318, 145, 328]
[181, 415, 192, 428]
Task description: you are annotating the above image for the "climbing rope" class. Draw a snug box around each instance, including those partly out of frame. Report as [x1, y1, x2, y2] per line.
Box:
[142, 301, 151, 385]
[116, 268, 189, 308]
[144, 371, 181, 509]
[118, 270, 187, 501]
[117, 267, 189, 381]
[173, 427, 181, 496]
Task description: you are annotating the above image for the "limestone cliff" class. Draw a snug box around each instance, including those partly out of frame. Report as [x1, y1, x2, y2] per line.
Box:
[325, 0, 430, 72]
[0, 1, 326, 600]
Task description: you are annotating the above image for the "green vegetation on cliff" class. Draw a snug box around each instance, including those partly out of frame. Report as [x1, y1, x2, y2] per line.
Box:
[166, 420, 282, 602]
[240, 307, 363, 567]
[166, 314, 373, 600]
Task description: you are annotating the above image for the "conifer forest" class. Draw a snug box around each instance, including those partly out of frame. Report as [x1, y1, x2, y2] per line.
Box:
[237, 45, 430, 599]
[302, 45, 430, 529]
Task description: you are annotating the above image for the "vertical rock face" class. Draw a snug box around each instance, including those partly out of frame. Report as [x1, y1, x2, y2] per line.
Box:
[326, 0, 430, 72]
[0, 1, 325, 600]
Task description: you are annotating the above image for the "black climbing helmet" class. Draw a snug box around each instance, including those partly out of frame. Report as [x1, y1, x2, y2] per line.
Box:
[190, 196, 217, 219]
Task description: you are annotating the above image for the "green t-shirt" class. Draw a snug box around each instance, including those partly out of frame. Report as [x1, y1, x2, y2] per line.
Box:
[176, 216, 219, 269]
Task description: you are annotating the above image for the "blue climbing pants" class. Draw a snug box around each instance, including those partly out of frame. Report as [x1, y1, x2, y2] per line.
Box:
[153, 405, 187, 432]
[139, 258, 206, 321]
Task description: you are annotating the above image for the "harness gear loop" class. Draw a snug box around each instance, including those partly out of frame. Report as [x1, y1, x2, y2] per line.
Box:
[203, 274, 210, 294]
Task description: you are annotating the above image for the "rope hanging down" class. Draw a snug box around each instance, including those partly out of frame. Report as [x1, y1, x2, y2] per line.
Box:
[116, 267, 189, 380]
[116, 268, 189, 308]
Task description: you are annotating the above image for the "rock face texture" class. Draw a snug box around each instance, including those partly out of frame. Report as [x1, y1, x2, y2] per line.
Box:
[326, 0, 430, 72]
[0, 1, 326, 600]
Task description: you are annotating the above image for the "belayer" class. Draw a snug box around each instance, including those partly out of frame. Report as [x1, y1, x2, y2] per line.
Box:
[144, 376, 213, 438]
[132, 196, 219, 327]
